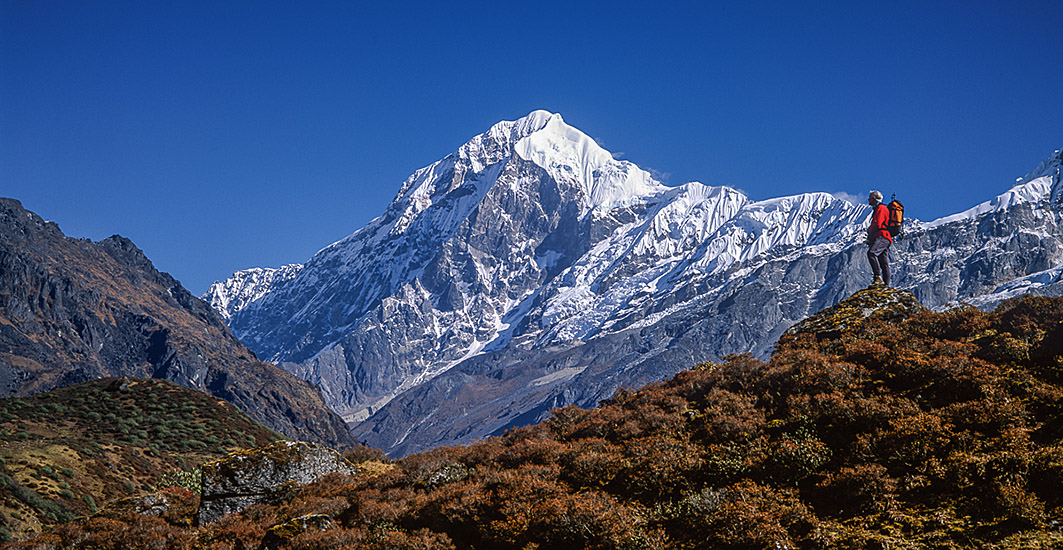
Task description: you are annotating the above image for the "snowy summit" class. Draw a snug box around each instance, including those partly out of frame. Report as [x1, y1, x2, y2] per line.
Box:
[204, 111, 1063, 456]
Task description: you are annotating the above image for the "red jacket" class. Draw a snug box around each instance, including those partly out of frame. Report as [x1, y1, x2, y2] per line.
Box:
[868, 203, 892, 242]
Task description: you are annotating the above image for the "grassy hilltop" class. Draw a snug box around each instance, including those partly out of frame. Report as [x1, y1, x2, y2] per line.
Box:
[0, 378, 280, 541]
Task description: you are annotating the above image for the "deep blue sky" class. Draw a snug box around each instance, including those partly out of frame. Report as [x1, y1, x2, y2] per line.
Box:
[3, 1, 1062, 295]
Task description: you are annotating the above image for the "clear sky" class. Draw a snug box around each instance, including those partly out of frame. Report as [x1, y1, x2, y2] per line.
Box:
[3, 1, 1062, 295]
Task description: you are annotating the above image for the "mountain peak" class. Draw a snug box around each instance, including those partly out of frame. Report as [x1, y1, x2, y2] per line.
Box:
[204, 264, 305, 320]
[1022, 146, 1063, 184]
[925, 146, 1063, 228]
[213, 114, 1063, 458]
[515, 112, 668, 214]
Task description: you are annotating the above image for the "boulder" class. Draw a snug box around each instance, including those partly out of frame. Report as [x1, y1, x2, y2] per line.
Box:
[198, 440, 356, 524]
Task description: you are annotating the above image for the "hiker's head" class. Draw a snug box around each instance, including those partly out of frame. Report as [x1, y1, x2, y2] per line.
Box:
[868, 190, 883, 205]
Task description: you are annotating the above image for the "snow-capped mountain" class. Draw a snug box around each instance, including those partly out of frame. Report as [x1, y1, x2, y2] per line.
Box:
[207, 111, 1063, 456]
[203, 264, 303, 320]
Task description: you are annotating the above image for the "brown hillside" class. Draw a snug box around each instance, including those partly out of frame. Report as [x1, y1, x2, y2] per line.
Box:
[7, 289, 1063, 549]
[0, 378, 281, 541]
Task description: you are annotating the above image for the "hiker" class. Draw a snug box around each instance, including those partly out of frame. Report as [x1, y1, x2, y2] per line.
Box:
[866, 190, 892, 287]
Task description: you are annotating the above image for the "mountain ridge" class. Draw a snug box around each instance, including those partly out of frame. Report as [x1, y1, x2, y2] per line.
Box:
[0, 198, 353, 448]
[206, 111, 1063, 455]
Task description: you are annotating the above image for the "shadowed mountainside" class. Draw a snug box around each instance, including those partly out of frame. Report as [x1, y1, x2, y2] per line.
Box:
[0, 198, 353, 449]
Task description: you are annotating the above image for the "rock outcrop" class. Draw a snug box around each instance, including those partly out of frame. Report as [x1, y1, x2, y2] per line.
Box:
[96, 490, 199, 527]
[198, 441, 357, 524]
[781, 285, 927, 341]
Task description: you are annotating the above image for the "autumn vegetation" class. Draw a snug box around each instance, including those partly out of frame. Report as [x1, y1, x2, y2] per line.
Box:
[4, 292, 1063, 548]
[0, 379, 280, 541]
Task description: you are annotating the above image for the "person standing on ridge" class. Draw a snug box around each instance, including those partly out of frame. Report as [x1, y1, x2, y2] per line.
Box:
[865, 190, 892, 287]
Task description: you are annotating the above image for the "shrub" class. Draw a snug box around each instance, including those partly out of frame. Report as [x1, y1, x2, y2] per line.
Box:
[815, 463, 897, 516]
[0, 472, 75, 524]
[619, 436, 703, 501]
[558, 437, 625, 490]
[694, 388, 764, 443]
[288, 526, 457, 550]
[157, 468, 202, 493]
[673, 480, 814, 550]
[344, 445, 391, 464]
[762, 427, 831, 484]
[82, 493, 99, 513]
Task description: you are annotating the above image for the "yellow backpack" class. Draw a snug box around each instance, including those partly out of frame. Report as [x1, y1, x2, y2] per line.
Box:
[887, 194, 904, 237]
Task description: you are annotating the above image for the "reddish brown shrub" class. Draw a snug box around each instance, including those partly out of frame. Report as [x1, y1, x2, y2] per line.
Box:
[993, 480, 1047, 528]
[23, 515, 197, 550]
[713, 354, 770, 394]
[815, 463, 898, 516]
[619, 436, 703, 501]
[545, 405, 593, 439]
[205, 515, 266, 550]
[344, 444, 391, 465]
[287, 526, 457, 550]
[785, 391, 919, 452]
[557, 437, 626, 490]
[667, 480, 814, 550]
[488, 490, 661, 550]
[341, 487, 418, 528]
[497, 434, 566, 468]
[875, 413, 953, 471]
[941, 398, 1029, 438]
[1029, 445, 1063, 511]
[761, 427, 831, 484]
[695, 388, 764, 443]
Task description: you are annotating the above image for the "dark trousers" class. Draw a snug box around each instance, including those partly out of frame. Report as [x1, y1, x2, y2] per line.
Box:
[867, 236, 891, 285]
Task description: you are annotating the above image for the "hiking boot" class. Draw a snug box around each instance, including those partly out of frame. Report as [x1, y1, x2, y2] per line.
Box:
[870, 276, 884, 287]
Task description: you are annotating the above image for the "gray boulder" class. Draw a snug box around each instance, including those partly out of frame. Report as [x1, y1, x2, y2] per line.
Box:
[198, 440, 356, 524]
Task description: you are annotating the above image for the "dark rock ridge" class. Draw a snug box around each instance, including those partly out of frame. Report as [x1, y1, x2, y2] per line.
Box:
[197, 441, 357, 524]
[0, 197, 354, 448]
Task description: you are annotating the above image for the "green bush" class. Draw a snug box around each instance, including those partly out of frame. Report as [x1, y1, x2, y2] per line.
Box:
[0, 472, 75, 523]
[156, 468, 202, 493]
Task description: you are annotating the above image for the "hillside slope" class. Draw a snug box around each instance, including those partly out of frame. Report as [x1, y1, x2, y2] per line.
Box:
[0, 378, 281, 541]
[0, 198, 353, 448]
[15, 289, 1063, 549]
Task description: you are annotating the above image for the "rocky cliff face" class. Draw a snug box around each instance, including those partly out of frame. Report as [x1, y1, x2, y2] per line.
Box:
[0, 198, 354, 448]
[209, 111, 1063, 456]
